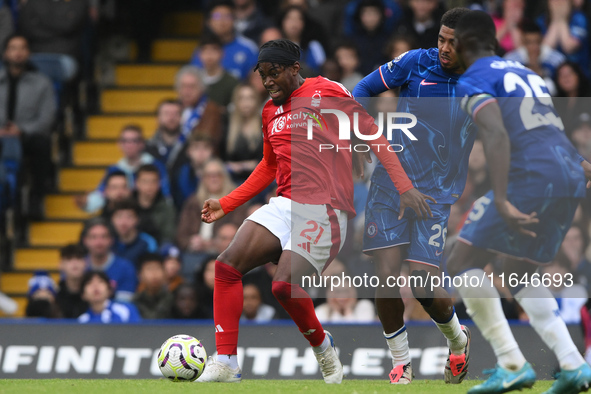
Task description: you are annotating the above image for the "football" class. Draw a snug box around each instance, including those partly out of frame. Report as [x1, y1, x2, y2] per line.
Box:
[157, 334, 207, 382]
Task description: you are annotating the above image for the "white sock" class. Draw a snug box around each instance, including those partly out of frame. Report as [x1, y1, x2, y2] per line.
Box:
[456, 269, 526, 371]
[217, 354, 239, 369]
[385, 326, 411, 366]
[433, 311, 467, 355]
[516, 286, 585, 371]
[312, 333, 330, 354]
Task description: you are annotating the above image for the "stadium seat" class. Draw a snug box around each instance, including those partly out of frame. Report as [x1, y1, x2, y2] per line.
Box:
[101, 89, 177, 113]
[29, 222, 83, 247]
[87, 116, 157, 140]
[116, 65, 181, 87]
[45, 195, 93, 220]
[59, 168, 105, 192]
[151, 39, 196, 62]
[73, 142, 121, 166]
[14, 248, 60, 271]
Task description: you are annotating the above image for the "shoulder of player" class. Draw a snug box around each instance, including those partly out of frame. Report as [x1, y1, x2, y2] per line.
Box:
[308, 76, 353, 97]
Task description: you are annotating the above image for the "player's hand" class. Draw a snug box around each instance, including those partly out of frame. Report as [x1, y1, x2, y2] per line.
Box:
[399, 188, 437, 220]
[201, 198, 226, 223]
[581, 160, 591, 188]
[352, 148, 372, 179]
[495, 199, 539, 238]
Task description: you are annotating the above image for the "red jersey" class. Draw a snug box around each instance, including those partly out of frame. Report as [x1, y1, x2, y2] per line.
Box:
[220, 76, 412, 218]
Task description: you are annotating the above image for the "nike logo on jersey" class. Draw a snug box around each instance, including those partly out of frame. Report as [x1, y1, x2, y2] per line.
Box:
[420, 79, 438, 86]
[435, 250, 443, 256]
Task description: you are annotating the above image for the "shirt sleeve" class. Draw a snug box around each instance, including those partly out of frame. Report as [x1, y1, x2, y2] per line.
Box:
[336, 88, 414, 194]
[352, 50, 419, 108]
[570, 12, 588, 42]
[219, 135, 277, 213]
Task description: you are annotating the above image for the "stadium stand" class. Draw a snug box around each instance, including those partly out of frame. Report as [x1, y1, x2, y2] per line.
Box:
[0, 10, 204, 317]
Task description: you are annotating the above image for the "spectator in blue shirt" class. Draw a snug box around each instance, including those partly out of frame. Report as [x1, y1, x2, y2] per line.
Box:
[538, 0, 590, 73]
[171, 134, 214, 211]
[75, 125, 171, 214]
[110, 199, 158, 269]
[78, 271, 141, 323]
[145, 99, 186, 172]
[190, 0, 258, 80]
[81, 218, 138, 303]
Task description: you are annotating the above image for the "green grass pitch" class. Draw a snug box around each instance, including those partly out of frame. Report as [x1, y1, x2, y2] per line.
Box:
[0, 379, 554, 393]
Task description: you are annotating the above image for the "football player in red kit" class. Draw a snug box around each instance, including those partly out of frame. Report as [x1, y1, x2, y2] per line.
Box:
[199, 39, 434, 383]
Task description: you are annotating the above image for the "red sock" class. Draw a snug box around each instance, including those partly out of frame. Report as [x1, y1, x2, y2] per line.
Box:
[272, 281, 325, 347]
[214, 261, 243, 355]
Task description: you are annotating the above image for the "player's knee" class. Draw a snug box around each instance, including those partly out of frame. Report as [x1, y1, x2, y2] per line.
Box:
[410, 270, 434, 308]
[217, 249, 242, 270]
[271, 280, 291, 302]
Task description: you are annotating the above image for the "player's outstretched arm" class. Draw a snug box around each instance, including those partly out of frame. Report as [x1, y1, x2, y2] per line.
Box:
[201, 141, 277, 223]
[474, 101, 538, 237]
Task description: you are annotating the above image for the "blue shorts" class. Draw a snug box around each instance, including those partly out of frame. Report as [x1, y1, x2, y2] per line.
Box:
[458, 191, 580, 264]
[363, 183, 450, 268]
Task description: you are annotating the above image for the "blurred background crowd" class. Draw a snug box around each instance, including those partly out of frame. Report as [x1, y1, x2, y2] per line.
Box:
[0, 0, 590, 340]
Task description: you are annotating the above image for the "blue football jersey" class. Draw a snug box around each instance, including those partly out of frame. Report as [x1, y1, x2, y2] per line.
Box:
[353, 48, 476, 204]
[458, 56, 586, 198]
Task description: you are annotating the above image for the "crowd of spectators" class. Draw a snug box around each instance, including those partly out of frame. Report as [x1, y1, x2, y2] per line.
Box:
[1, 0, 590, 323]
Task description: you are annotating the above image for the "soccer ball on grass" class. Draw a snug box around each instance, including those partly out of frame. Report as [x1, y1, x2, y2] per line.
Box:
[157, 334, 207, 382]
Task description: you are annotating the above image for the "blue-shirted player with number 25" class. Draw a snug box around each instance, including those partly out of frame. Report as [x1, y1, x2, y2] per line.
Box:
[353, 7, 476, 385]
[448, 10, 591, 394]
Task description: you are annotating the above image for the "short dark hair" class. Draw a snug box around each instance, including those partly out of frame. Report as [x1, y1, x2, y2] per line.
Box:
[104, 170, 128, 187]
[136, 164, 161, 179]
[81, 217, 115, 241]
[441, 7, 471, 30]
[80, 270, 111, 292]
[110, 198, 140, 216]
[138, 253, 164, 271]
[255, 39, 302, 71]
[157, 99, 182, 113]
[199, 34, 224, 49]
[188, 133, 214, 145]
[60, 244, 87, 260]
[455, 10, 497, 51]
[334, 42, 359, 57]
[2, 33, 28, 53]
[119, 124, 144, 139]
[207, 0, 234, 18]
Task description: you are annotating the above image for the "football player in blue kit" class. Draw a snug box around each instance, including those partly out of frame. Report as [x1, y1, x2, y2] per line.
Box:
[352, 7, 475, 385]
[448, 10, 591, 394]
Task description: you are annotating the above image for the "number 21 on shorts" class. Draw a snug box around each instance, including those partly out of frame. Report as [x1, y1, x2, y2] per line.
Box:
[300, 220, 325, 245]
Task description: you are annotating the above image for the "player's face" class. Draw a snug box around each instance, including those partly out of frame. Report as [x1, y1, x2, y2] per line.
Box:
[438, 25, 462, 73]
[258, 62, 300, 105]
